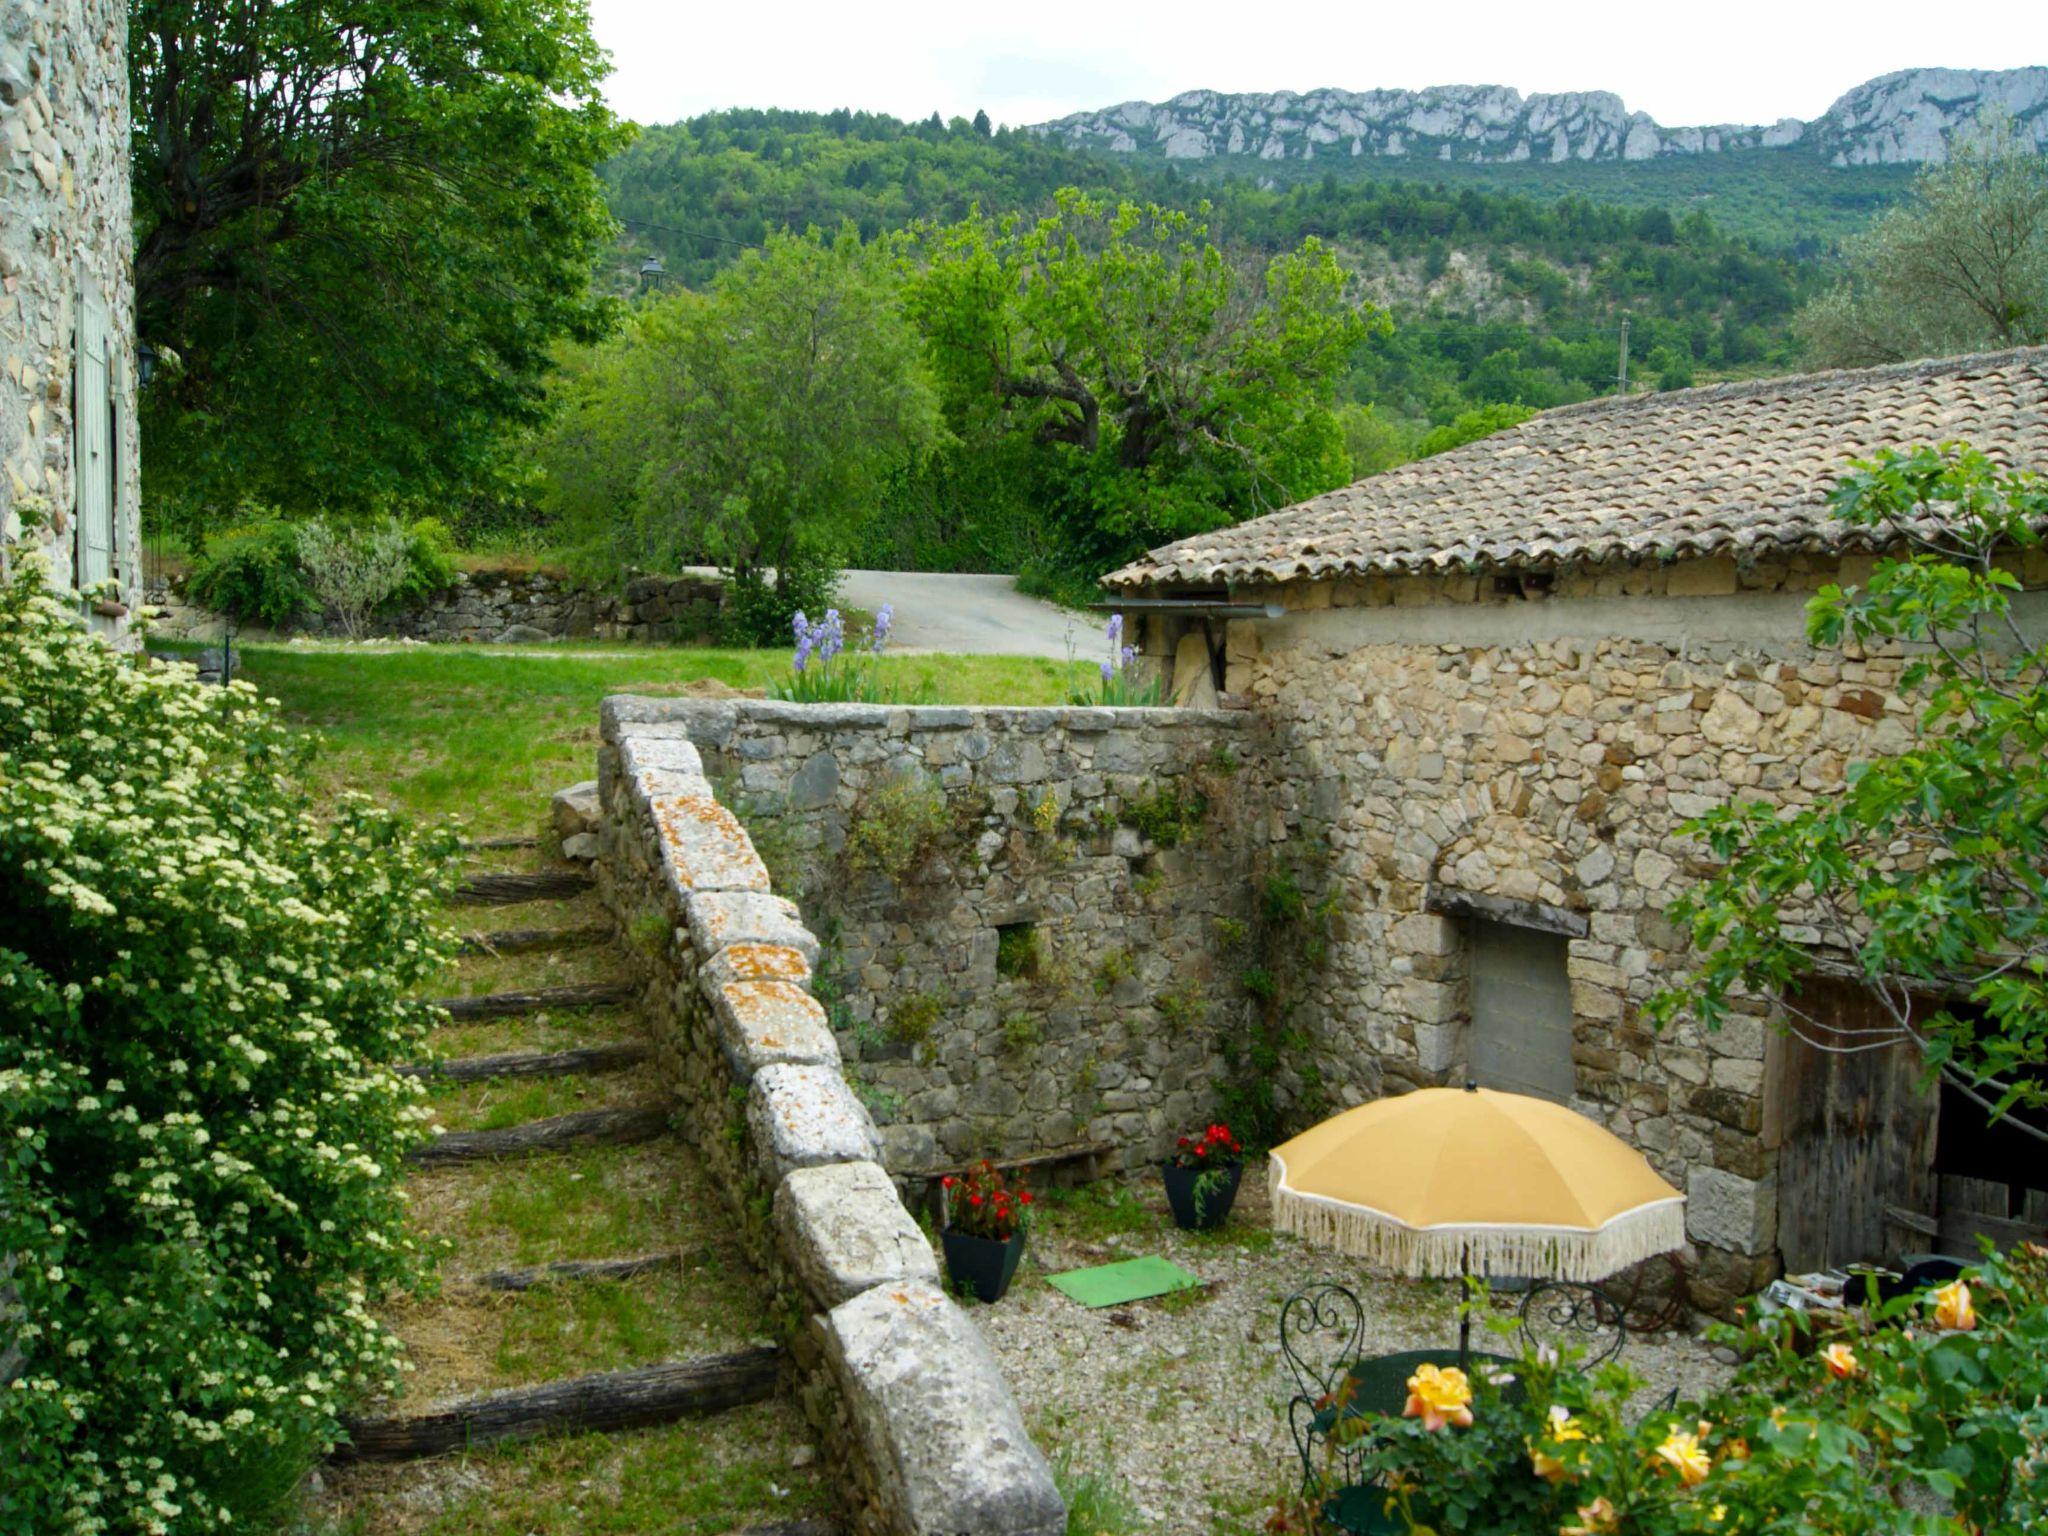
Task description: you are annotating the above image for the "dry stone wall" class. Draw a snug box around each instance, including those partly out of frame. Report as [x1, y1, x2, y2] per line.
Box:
[0, 0, 140, 637]
[594, 695, 1064, 1536]
[150, 569, 725, 644]
[626, 699, 1265, 1179]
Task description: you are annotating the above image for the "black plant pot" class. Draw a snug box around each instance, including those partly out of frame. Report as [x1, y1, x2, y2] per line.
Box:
[1162, 1159, 1244, 1231]
[941, 1227, 1027, 1303]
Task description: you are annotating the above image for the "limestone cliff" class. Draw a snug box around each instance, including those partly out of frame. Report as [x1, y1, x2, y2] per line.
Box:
[1031, 67, 2047, 169]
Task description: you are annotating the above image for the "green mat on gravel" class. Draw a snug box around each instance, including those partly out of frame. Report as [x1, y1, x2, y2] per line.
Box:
[1045, 1255, 1201, 1307]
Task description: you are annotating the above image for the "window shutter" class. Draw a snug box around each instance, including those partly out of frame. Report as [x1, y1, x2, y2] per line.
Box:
[73, 285, 114, 589]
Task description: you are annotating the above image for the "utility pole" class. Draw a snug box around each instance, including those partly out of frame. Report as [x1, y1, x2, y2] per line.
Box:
[1615, 317, 1631, 395]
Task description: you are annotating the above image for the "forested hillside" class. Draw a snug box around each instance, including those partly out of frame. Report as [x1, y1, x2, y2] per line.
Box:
[604, 109, 1824, 435]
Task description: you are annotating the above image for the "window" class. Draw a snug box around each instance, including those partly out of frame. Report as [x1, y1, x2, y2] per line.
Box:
[1467, 919, 1575, 1102]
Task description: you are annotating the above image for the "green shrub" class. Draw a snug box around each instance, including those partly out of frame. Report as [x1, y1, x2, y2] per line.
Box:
[996, 923, 1042, 980]
[184, 516, 311, 626]
[720, 553, 840, 647]
[1285, 1249, 2048, 1536]
[1000, 1012, 1043, 1054]
[0, 551, 458, 1532]
[391, 516, 459, 606]
[886, 991, 944, 1048]
[1121, 785, 1207, 848]
[843, 774, 954, 886]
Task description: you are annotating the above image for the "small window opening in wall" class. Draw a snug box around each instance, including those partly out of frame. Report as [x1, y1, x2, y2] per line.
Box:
[995, 922, 1041, 980]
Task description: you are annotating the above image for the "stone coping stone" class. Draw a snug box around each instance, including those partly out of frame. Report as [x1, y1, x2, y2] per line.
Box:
[822, 1280, 1065, 1536]
[619, 735, 705, 778]
[629, 769, 716, 818]
[748, 1063, 883, 1182]
[699, 941, 814, 995]
[774, 1161, 939, 1308]
[711, 978, 839, 1083]
[653, 794, 772, 895]
[683, 891, 820, 966]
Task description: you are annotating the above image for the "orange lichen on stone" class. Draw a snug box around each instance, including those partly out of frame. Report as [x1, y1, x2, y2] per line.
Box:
[653, 794, 770, 892]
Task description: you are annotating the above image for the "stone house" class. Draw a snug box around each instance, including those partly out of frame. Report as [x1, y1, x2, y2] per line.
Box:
[0, 0, 141, 636]
[1106, 348, 2048, 1309]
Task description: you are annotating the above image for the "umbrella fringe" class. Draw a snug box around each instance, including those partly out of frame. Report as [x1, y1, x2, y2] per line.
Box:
[1269, 1156, 1687, 1282]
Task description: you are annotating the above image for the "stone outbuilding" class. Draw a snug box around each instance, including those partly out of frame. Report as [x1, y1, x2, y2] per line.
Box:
[1107, 348, 2048, 1308]
[0, 0, 141, 637]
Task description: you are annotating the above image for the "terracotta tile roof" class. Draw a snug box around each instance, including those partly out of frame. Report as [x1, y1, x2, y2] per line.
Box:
[1104, 348, 2048, 590]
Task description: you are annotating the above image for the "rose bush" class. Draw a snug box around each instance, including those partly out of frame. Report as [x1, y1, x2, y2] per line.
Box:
[0, 551, 456, 1533]
[1274, 1246, 2048, 1535]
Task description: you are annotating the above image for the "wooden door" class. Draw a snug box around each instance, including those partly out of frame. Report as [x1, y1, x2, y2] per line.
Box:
[1771, 980, 1937, 1272]
[1469, 920, 1575, 1103]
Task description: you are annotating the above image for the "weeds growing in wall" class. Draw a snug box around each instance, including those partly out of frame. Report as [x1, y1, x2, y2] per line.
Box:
[1214, 852, 1337, 1148]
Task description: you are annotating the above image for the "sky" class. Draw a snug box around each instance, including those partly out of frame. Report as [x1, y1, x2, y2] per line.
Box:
[588, 0, 2046, 132]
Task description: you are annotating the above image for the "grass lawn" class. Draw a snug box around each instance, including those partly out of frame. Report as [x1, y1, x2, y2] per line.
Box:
[166, 641, 1091, 838]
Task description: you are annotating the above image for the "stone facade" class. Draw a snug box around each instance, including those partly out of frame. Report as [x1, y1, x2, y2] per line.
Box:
[1137, 551, 2048, 1310]
[594, 697, 1064, 1536]
[0, 0, 140, 637]
[149, 568, 726, 644]
[634, 699, 1264, 1178]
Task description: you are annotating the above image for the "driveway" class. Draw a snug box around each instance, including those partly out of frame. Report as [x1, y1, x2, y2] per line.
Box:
[837, 570, 1098, 659]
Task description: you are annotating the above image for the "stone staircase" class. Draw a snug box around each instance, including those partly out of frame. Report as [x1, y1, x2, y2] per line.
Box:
[309, 844, 837, 1534]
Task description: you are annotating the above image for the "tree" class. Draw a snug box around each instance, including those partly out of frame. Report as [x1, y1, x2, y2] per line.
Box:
[972, 108, 993, 138]
[906, 190, 1381, 574]
[1652, 446, 2048, 1137]
[540, 228, 939, 637]
[1796, 119, 2048, 367]
[131, 0, 628, 527]
[1414, 402, 1536, 459]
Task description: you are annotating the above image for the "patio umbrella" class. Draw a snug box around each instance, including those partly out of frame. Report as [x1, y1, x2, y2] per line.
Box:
[1270, 1083, 1685, 1358]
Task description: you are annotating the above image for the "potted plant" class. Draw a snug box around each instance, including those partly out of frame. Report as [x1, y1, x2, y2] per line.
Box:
[1163, 1122, 1244, 1231]
[938, 1159, 1034, 1302]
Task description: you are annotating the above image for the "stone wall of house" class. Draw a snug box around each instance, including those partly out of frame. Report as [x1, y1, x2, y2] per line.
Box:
[147, 569, 726, 644]
[1142, 551, 2048, 1312]
[0, 0, 140, 637]
[594, 695, 1064, 1536]
[621, 699, 1266, 1180]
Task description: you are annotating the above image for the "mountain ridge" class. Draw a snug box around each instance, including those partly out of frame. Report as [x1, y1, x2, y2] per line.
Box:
[1031, 66, 2048, 170]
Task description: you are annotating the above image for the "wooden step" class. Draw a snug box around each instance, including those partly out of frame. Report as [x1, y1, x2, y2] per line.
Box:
[452, 869, 593, 907]
[457, 922, 614, 957]
[462, 835, 543, 852]
[468, 1251, 679, 1292]
[401, 1041, 650, 1083]
[410, 1105, 669, 1166]
[433, 982, 635, 1020]
[334, 1347, 782, 1460]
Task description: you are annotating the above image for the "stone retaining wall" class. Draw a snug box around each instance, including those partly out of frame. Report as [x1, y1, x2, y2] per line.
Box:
[595, 694, 1064, 1536]
[149, 569, 724, 644]
[634, 699, 1265, 1178]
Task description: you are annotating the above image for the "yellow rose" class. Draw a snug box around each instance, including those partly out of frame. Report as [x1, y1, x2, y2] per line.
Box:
[1931, 1280, 1976, 1331]
[1820, 1341, 1860, 1379]
[1561, 1495, 1620, 1535]
[1654, 1429, 1713, 1486]
[1402, 1362, 1474, 1432]
[1547, 1404, 1587, 1442]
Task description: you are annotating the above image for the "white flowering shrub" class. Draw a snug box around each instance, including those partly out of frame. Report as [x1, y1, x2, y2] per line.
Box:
[0, 553, 458, 1533]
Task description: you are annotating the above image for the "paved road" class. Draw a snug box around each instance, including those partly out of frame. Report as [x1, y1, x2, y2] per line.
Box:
[836, 570, 1096, 659]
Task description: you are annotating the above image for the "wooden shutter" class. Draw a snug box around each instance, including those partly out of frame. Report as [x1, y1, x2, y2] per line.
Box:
[73, 285, 114, 588]
[1468, 919, 1576, 1103]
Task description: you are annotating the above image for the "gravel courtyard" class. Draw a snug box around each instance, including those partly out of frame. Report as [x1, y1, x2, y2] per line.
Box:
[971, 1173, 1732, 1534]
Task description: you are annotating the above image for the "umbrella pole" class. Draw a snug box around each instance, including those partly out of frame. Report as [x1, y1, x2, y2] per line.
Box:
[1458, 1249, 1471, 1370]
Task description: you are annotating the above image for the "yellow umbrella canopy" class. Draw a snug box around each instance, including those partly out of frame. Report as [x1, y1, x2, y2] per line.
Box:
[1269, 1085, 1685, 1282]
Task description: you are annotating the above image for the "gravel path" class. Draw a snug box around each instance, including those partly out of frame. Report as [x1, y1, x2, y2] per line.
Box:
[972, 1176, 1730, 1534]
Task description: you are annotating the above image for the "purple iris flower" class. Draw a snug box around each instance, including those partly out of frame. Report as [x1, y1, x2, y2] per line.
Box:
[870, 603, 893, 653]
[1120, 644, 1137, 670]
[1106, 613, 1124, 648]
[1100, 658, 1115, 683]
